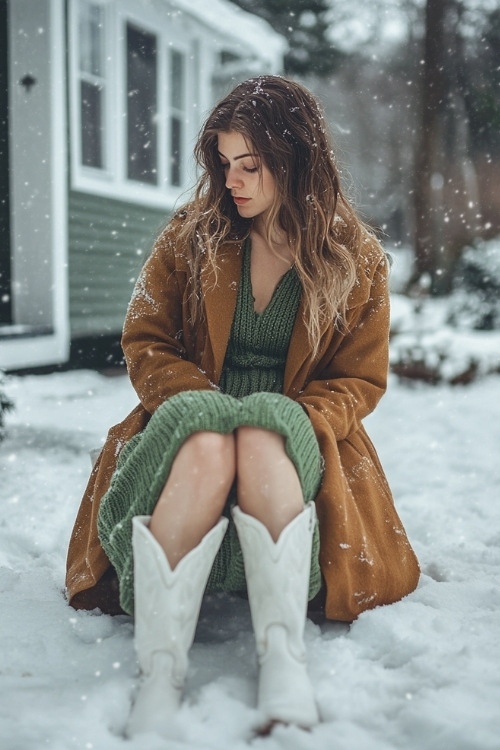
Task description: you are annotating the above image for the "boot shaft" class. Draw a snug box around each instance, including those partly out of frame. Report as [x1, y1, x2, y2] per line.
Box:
[232, 504, 316, 660]
[131, 515, 228, 678]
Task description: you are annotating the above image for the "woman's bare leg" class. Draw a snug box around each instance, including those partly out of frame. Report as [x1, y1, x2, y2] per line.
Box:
[236, 426, 303, 540]
[149, 431, 236, 568]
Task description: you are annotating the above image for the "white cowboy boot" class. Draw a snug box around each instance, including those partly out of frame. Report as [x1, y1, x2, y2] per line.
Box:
[232, 504, 319, 730]
[126, 515, 228, 738]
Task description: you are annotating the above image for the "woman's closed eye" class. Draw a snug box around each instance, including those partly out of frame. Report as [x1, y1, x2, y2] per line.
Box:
[219, 161, 259, 174]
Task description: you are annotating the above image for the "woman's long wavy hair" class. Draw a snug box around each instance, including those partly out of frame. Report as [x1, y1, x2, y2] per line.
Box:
[175, 75, 372, 356]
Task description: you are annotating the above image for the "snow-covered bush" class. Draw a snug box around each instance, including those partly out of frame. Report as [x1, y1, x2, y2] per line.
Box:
[447, 237, 500, 331]
[390, 334, 482, 386]
[0, 370, 14, 442]
[390, 291, 500, 386]
[389, 238, 500, 385]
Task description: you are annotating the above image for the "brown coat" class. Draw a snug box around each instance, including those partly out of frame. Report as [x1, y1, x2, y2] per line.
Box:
[66, 221, 420, 621]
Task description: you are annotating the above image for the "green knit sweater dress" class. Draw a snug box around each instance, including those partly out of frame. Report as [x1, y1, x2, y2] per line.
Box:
[98, 240, 323, 615]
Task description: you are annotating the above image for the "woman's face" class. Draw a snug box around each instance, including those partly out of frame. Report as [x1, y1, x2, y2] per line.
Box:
[217, 131, 276, 222]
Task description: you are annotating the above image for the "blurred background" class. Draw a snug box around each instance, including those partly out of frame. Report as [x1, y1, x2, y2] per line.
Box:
[0, 0, 499, 396]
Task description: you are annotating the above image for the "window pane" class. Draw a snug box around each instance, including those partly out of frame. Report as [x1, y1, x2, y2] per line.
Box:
[81, 80, 103, 168]
[127, 24, 158, 184]
[170, 49, 184, 186]
[170, 50, 184, 111]
[79, 2, 103, 77]
[170, 116, 181, 187]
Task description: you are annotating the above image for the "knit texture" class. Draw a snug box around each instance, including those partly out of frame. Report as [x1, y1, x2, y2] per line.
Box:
[98, 240, 323, 615]
[218, 241, 302, 396]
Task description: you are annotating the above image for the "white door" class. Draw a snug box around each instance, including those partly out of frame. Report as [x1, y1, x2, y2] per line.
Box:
[0, 0, 69, 370]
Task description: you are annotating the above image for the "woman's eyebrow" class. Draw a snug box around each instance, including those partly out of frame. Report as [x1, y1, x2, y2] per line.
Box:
[217, 150, 259, 161]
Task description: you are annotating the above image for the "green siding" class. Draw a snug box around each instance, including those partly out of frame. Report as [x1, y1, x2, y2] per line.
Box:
[68, 191, 168, 337]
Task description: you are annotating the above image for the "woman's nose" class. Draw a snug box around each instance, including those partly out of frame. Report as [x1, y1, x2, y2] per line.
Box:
[225, 167, 242, 189]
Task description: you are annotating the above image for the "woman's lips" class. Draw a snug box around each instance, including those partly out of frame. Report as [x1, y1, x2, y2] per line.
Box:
[233, 197, 251, 205]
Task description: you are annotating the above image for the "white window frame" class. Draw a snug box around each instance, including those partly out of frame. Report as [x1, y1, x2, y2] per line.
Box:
[69, 0, 197, 208]
[69, 0, 115, 185]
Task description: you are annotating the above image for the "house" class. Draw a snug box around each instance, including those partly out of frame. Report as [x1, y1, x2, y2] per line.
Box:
[0, 0, 285, 371]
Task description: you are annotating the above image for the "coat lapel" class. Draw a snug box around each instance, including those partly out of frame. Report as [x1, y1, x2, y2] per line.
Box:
[284, 253, 375, 396]
[201, 241, 243, 383]
[283, 296, 312, 396]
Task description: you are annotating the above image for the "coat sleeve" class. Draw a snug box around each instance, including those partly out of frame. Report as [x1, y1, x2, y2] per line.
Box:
[297, 245, 391, 442]
[121, 225, 217, 414]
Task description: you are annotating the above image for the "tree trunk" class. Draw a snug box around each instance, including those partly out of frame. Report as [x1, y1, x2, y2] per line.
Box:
[412, 0, 451, 294]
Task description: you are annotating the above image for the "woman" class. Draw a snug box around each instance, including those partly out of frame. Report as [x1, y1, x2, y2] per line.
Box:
[66, 75, 420, 736]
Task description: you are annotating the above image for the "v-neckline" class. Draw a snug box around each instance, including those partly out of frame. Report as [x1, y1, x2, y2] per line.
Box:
[245, 238, 295, 318]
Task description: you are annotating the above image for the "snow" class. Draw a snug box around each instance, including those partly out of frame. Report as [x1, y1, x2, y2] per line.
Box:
[1, 358, 500, 749]
[173, 0, 287, 62]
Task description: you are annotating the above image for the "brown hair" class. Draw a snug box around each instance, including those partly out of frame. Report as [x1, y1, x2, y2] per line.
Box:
[175, 75, 373, 355]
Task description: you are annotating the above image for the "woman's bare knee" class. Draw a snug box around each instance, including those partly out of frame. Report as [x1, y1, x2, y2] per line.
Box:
[236, 427, 287, 476]
[178, 431, 236, 482]
[237, 425, 284, 456]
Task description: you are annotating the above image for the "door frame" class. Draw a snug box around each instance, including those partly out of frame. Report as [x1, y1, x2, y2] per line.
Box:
[0, 0, 69, 370]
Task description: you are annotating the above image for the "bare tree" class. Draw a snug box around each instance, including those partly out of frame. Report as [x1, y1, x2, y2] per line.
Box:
[413, 0, 452, 292]
[410, 0, 491, 293]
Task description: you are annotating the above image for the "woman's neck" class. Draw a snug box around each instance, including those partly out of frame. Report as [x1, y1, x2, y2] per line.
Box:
[251, 217, 291, 260]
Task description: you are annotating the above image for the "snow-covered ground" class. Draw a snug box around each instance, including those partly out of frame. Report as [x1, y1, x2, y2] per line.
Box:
[1, 344, 500, 748]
